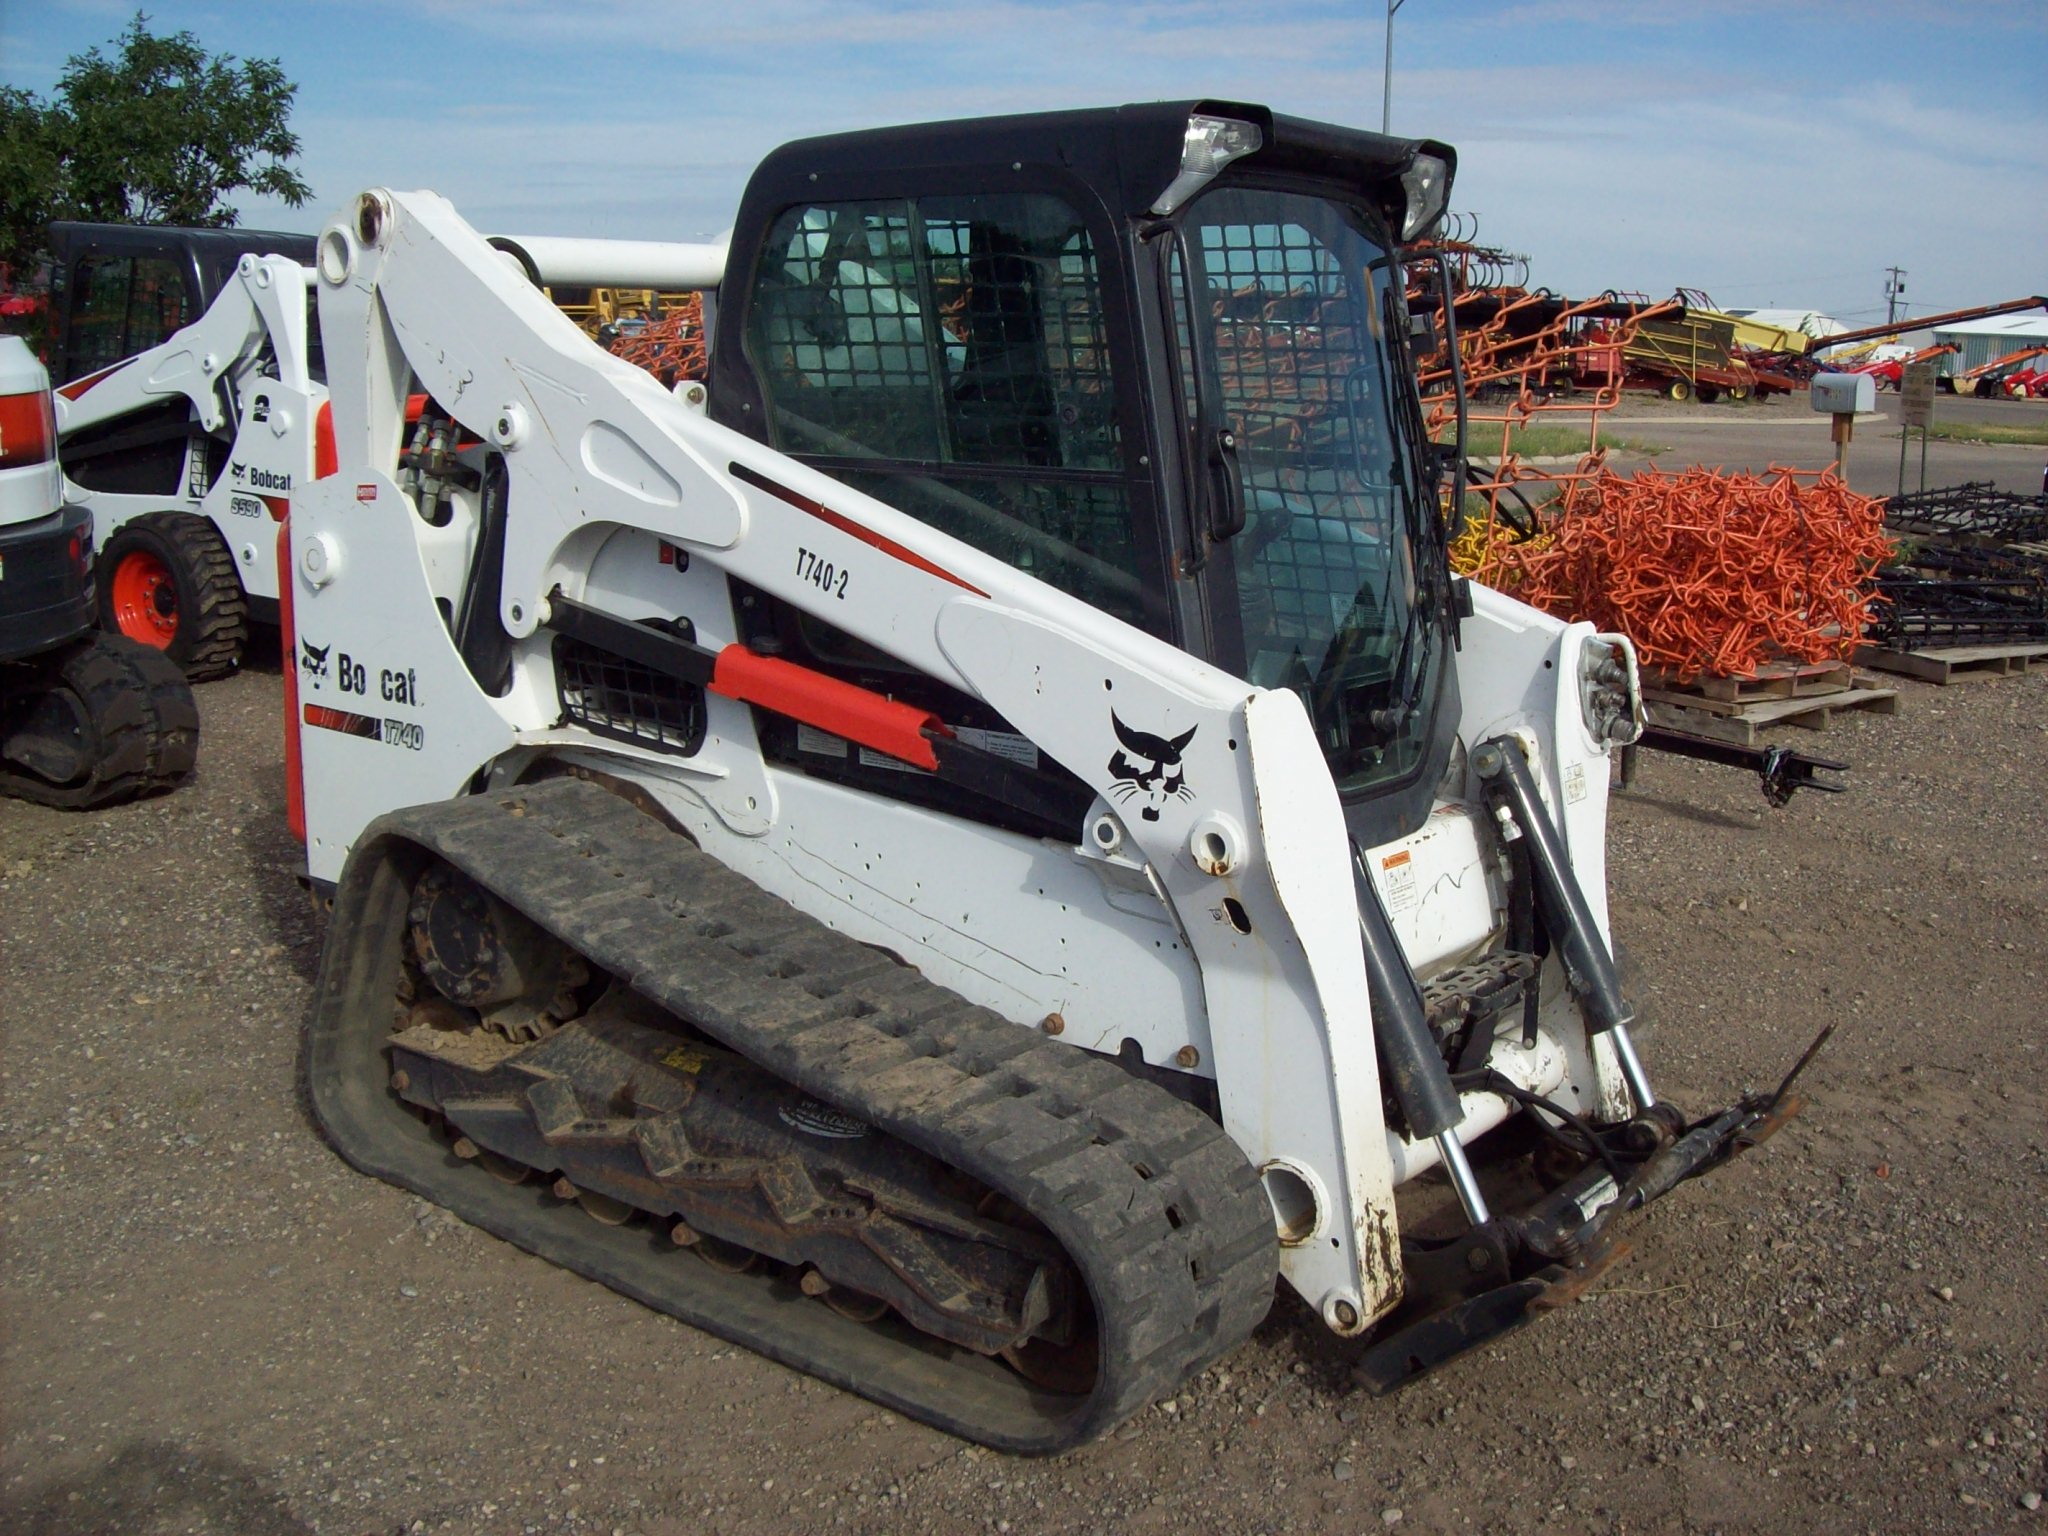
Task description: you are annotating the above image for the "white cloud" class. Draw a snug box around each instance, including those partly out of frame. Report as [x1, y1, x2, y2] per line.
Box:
[139, 0, 2048, 319]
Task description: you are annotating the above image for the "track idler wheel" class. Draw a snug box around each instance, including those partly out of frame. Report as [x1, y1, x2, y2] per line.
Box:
[407, 867, 582, 1039]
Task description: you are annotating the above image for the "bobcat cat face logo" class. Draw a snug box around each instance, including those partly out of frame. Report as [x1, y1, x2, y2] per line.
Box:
[1108, 713, 1196, 822]
[299, 638, 330, 681]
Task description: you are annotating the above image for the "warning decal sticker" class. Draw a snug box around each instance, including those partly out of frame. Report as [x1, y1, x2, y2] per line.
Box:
[1379, 848, 1419, 913]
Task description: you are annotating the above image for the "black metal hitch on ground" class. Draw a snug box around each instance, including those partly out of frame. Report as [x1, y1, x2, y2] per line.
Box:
[1350, 1021, 1833, 1394]
[1624, 728, 1848, 807]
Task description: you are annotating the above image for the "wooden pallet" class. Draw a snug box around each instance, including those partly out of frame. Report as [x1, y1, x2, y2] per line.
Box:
[1853, 642, 2048, 685]
[1646, 678, 1899, 746]
[1641, 659, 1854, 716]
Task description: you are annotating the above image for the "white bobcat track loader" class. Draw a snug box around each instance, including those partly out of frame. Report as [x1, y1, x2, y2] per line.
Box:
[53, 252, 323, 679]
[290, 102, 1812, 1452]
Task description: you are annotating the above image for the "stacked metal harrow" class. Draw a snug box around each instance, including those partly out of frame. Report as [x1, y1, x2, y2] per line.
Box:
[1409, 224, 1895, 682]
[1404, 225, 1684, 533]
[1510, 466, 1889, 681]
[604, 292, 708, 385]
[1870, 483, 2048, 647]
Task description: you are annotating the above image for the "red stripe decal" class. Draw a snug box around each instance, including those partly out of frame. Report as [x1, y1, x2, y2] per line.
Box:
[260, 494, 290, 521]
[710, 646, 943, 771]
[730, 462, 987, 599]
[57, 357, 135, 400]
[304, 703, 382, 739]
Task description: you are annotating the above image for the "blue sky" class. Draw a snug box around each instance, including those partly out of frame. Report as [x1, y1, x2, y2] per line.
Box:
[4, 0, 2042, 323]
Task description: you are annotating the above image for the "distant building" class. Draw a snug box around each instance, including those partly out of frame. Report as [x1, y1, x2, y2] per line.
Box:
[1931, 313, 2048, 374]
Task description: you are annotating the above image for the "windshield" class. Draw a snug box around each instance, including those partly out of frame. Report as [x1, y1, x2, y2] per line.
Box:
[1173, 186, 1442, 794]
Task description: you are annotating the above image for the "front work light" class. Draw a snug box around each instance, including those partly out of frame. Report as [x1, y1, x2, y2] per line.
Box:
[1150, 115, 1264, 216]
[1399, 153, 1450, 242]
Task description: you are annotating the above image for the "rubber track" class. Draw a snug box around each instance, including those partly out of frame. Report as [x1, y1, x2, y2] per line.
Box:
[308, 778, 1277, 1451]
[110, 512, 248, 680]
[0, 635, 199, 809]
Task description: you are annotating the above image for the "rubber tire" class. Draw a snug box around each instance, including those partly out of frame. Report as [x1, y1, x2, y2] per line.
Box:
[1727, 385, 1752, 403]
[1665, 378, 1693, 402]
[0, 634, 199, 809]
[97, 512, 249, 682]
[1696, 385, 1720, 405]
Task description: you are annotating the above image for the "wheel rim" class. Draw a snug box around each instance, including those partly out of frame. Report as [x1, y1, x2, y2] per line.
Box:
[108, 549, 178, 648]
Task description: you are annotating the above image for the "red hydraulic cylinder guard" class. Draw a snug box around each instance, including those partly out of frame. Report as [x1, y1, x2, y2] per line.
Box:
[709, 647, 943, 771]
[313, 401, 337, 480]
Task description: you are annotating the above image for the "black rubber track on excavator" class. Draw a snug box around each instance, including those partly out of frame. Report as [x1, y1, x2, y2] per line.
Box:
[0, 635, 199, 808]
[307, 779, 1278, 1452]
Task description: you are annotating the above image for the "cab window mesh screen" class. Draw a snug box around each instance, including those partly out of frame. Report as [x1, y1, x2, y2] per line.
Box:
[70, 257, 134, 379]
[1175, 211, 1402, 667]
[749, 193, 1144, 624]
[128, 257, 194, 354]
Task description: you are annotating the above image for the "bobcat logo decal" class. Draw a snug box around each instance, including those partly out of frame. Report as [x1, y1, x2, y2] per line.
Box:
[1108, 713, 1196, 822]
[299, 638, 330, 681]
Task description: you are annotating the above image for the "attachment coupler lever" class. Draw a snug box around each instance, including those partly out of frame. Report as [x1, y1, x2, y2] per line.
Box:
[1473, 736, 1657, 1111]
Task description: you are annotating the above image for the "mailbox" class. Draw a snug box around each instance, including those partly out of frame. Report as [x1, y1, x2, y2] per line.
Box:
[1810, 373, 1875, 415]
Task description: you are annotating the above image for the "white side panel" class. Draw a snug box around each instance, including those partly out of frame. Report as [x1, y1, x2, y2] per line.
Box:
[642, 768, 1214, 1069]
[293, 470, 518, 880]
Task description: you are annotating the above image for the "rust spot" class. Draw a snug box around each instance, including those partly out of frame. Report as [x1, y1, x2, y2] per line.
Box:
[1358, 1201, 1403, 1307]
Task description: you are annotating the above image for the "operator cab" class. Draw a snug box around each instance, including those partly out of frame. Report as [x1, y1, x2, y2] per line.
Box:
[708, 102, 1461, 847]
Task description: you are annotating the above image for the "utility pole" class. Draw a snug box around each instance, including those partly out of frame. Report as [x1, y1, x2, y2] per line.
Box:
[1383, 0, 1408, 134]
[1885, 267, 1907, 328]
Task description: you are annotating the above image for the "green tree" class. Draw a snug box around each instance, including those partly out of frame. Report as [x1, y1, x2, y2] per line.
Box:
[0, 13, 311, 274]
[0, 88, 64, 275]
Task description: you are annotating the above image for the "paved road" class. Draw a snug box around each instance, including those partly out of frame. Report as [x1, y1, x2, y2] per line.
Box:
[1600, 392, 2046, 496]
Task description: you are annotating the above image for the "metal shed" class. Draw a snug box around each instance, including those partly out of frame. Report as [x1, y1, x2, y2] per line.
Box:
[1931, 313, 2048, 375]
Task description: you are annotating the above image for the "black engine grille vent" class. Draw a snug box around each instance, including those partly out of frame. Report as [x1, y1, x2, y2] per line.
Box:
[553, 629, 706, 757]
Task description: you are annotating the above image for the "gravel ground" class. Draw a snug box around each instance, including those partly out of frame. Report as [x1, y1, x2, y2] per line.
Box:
[4, 649, 2046, 1536]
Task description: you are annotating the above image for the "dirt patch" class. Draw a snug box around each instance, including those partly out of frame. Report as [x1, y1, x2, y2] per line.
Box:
[4, 661, 2045, 1534]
